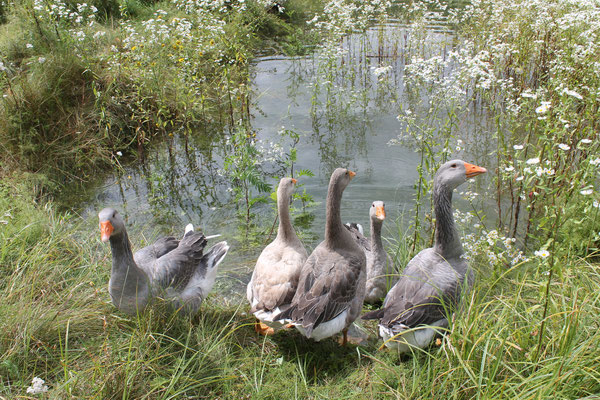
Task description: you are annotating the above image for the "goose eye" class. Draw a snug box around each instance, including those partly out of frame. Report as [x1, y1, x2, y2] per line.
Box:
[451, 163, 457, 168]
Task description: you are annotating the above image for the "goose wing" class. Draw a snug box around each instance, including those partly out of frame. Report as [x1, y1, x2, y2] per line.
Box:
[249, 243, 306, 312]
[367, 249, 462, 328]
[344, 224, 371, 252]
[133, 236, 179, 269]
[276, 243, 364, 335]
[148, 232, 208, 290]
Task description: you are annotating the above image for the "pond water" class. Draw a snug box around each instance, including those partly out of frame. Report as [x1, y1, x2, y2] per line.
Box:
[83, 20, 495, 300]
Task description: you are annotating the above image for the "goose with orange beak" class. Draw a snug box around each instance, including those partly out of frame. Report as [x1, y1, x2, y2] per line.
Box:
[274, 168, 366, 344]
[363, 160, 487, 353]
[98, 208, 229, 316]
[345, 201, 394, 304]
[247, 177, 308, 335]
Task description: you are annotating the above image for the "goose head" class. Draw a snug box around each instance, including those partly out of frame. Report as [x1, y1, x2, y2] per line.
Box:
[435, 160, 487, 190]
[329, 168, 356, 192]
[277, 177, 298, 204]
[370, 201, 386, 222]
[98, 208, 126, 242]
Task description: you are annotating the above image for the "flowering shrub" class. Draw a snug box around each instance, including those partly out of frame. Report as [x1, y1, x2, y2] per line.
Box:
[377, 0, 600, 259]
[0, 0, 299, 187]
[462, 227, 529, 276]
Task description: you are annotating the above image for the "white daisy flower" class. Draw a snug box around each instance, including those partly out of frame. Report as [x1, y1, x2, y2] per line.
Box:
[535, 101, 551, 114]
[27, 377, 48, 394]
[534, 249, 550, 258]
[562, 88, 583, 100]
[558, 143, 570, 151]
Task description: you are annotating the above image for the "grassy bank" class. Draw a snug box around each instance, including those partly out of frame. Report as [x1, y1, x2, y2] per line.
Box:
[3, 0, 600, 398]
[1, 175, 600, 398]
[0, 0, 319, 192]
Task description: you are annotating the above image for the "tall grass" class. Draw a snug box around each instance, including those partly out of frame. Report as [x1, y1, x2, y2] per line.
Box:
[2, 175, 600, 398]
[0, 0, 319, 192]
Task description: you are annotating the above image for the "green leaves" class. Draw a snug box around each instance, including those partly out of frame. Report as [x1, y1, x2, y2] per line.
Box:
[296, 169, 314, 177]
[222, 125, 275, 226]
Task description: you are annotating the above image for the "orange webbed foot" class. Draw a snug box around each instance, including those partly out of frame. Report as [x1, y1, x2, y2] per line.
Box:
[255, 321, 276, 336]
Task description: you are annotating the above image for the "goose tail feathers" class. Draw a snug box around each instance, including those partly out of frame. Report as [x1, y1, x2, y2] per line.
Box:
[203, 241, 229, 273]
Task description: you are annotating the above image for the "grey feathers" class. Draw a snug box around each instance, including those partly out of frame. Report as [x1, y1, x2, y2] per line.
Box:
[100, 208, 228, 316]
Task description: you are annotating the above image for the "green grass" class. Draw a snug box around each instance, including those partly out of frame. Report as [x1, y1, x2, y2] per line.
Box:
[1, 177, 600, 399]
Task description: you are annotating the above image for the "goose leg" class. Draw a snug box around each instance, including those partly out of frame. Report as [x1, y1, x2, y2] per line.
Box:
[254, 319, 275, 336]
[341, 328, 348, 346]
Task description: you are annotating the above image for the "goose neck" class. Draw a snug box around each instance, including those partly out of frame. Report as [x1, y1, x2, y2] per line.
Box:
[370, 219, 384, 251]
[109, 231, 146, 279]
[277, 193, 295, 242]
[433, 181, 463, 258]
[324, 181, 347, 246]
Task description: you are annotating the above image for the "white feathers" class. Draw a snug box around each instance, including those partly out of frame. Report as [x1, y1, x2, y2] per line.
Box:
[379, 319, 448, 353]
[184, 223, 220, 240]
[198, 242, 229, 298]
[294, 310, 349, 342]
[344, 222, 364, 235]
[355, 223, 364, 235]
[185, 223, 194, 234]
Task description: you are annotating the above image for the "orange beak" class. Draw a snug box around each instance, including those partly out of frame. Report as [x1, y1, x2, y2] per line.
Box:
[464, 162, 487, 178]
[100, 221, 114, 242]
[348, 170, 356, 179]
[291, 178, 297, 184]
[375, 205, 386, 220]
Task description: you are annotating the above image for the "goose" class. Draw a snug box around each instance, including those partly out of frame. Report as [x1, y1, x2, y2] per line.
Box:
[363, 160, 486, 353]
[274, 168, 366, 344]
[98, 208, 229, 316]
[345, 201, 394, 304]
[247, 177, 308, 335]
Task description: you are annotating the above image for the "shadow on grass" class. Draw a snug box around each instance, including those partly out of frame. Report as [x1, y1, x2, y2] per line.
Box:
[266, 327, 375, 385]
